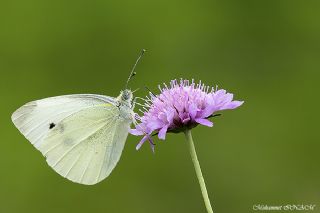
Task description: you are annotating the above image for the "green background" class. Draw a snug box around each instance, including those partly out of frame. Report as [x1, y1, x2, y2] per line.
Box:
[0, 0, 319, 212]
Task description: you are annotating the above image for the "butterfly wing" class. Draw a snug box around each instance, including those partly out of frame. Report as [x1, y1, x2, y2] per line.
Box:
[11, 94, 115, 149]
[12, 94, 132, 185]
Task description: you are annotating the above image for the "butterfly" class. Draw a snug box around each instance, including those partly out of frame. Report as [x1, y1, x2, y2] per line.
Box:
[11, 50, 145, 185]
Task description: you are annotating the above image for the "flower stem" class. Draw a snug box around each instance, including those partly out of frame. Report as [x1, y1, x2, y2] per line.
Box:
[184, 129, 213, 213]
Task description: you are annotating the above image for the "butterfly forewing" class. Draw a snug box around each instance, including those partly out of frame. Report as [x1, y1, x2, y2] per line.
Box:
[11, 94, 115, 149]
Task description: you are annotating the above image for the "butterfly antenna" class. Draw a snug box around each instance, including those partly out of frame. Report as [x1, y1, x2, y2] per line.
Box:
[126, 49, 146, 89]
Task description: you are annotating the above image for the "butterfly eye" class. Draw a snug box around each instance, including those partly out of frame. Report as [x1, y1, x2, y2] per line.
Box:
[121, 90, 133, 101]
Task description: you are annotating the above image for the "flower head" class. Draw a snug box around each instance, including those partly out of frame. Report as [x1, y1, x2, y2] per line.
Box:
[130, 79, 244, 151]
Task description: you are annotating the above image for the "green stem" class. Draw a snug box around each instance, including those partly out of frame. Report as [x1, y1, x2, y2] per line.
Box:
[184, 129, 213, 213]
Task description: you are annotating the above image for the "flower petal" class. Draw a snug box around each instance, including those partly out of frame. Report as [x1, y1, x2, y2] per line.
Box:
[158, 125, 169, 140]
[166, 108, 175, 123]
[201, 97, 216, 117]
[188, 103, 198, 119]
[136, 135, 148, 150]
[215, 89, 226, 97]
[220, 100, 244, 110]
[129, 128, 144, 136]
[195, 118, 213, 127]
[147, 119, 163, 130]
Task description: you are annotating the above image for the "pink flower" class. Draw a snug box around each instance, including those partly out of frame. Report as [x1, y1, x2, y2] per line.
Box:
[130, 79, 244, 151]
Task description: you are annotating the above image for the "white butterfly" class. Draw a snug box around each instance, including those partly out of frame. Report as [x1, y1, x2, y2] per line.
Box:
[11, 50, 145, 185]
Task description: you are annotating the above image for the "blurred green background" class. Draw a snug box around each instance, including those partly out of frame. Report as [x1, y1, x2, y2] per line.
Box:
[0, 0, 319, 212]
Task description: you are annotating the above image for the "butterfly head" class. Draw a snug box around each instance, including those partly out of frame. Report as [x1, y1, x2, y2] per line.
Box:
[119, 89, 133, 102]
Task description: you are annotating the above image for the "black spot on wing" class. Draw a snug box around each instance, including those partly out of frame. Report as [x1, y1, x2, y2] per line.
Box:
[49, 123, 56, 129]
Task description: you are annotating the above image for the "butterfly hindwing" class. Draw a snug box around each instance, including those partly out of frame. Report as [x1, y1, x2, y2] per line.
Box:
[42, 106, 131, 185]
